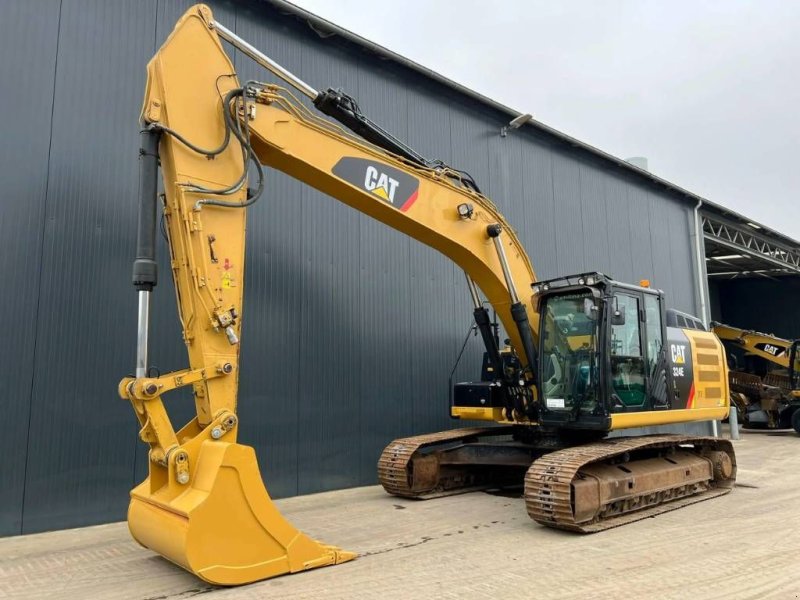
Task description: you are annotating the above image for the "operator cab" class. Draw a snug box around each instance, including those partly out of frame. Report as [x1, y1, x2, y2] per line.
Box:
[534, 272, 672, 430]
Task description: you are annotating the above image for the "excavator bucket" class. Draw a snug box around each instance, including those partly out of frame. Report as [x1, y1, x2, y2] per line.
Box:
[128, 441, 356, 585]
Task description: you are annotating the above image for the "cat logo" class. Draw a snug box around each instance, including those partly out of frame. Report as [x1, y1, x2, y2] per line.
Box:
[756, 342, 785, 357]
[332, 157, 420, 212]
[670, 343, 687, 365]
[364, 165, 399, 203]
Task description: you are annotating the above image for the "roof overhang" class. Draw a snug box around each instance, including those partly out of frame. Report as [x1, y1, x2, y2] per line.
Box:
[703, 210, 800, 280]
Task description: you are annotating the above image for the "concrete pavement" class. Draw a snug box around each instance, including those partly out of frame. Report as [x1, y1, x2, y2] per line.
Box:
[2, 428, 799, 600]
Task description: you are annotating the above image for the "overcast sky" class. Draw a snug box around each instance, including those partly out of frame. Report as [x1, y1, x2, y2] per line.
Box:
[293, 0, 799, 240]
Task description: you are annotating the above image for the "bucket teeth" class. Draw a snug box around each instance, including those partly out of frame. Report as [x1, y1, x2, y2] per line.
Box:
[322, 544, 359, 565]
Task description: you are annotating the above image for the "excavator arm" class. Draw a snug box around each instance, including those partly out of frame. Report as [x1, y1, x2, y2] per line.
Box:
[119, 4, 541, 585]
[712, 323, 799, 374]
[712, 322, 800, 429]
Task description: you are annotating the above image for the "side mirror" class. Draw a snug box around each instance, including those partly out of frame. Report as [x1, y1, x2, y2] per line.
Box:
[611, 309, 626, 326]
[583, 298, 598, 321]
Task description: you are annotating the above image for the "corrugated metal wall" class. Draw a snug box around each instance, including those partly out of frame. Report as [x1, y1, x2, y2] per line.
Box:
[0, 0, 708, 536]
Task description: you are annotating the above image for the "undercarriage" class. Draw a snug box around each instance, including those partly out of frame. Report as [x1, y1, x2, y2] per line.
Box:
[378, 427, 736, 533]
[730, 371, 800, 432]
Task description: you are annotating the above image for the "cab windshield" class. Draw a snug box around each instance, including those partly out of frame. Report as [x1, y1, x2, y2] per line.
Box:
[791, 341, 800, 391]
[540, 292, 599, 413]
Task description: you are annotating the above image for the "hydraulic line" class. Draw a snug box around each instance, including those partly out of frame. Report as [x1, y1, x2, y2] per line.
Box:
[149, 88, 237, 159]
[148, 87, 265, 208]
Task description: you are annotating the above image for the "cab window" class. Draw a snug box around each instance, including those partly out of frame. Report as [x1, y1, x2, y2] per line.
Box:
[611, 294, 641, 357]
[644, 294, 663, 376]
[610, 294, 646, 408]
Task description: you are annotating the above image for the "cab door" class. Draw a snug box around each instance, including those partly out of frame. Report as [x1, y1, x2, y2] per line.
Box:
[642, 293, 669, 408]
[609, 292, 648, 410]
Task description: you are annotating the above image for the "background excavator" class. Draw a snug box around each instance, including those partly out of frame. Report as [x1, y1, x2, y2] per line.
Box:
[712, 323, 800, 432]
[120, 4, 735, 586]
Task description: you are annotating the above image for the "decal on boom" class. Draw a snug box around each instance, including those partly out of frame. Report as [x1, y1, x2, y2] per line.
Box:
[333, 157, 420, 211]
[754, 342, 787, 358]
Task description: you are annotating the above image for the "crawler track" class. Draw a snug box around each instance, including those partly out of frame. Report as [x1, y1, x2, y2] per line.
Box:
[378, 427, 518, 499]
[380, 430, 736, 533]
[524, 434, 736, 533]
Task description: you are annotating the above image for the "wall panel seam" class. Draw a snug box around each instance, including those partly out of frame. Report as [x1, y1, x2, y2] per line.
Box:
[19, 0, 64, 535]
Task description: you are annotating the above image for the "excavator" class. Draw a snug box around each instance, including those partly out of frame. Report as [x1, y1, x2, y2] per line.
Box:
[712, 323, 800, 432]
[119, 4, 735, 586]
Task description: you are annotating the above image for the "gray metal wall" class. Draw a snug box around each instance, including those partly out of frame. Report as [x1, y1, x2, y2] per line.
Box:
[0, 0, 706, 536]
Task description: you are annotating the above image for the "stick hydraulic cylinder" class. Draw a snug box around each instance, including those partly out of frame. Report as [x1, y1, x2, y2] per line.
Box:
[132, 128, 162, 292]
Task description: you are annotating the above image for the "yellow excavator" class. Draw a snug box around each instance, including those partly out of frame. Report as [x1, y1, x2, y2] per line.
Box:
[119, 4, 735, 586]
[712, 323, 800, 432]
